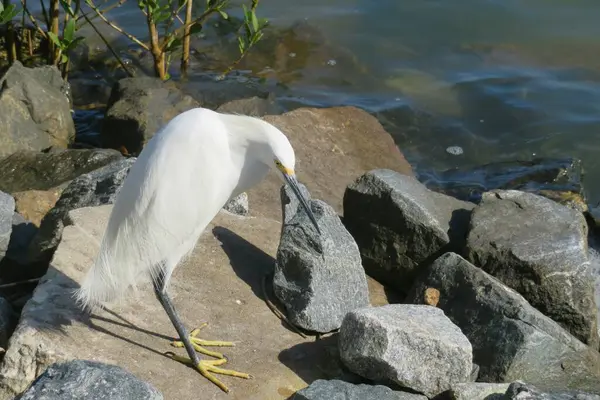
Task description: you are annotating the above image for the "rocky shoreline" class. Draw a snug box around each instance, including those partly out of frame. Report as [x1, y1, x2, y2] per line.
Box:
[0, 59, 599, 400]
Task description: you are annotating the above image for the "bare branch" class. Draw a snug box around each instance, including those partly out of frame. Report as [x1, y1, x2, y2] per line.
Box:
[85, 0, 150, 51]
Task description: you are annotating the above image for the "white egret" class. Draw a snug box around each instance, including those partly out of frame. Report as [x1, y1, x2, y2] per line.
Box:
[75, 107, 320, 393]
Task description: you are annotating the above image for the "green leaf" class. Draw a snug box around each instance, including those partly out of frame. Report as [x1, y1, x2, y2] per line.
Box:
[67, 36, 86, 50]
[218, 10, 228, 19]
[64, 18, 76, 42]
[0, 4, 20, 23]
[47, 32, 62, 47]
[61, 53, 68, 64]
[250, 10, 258, 33]
[189, 23, 203, 35]
[0, 3, 4, 13]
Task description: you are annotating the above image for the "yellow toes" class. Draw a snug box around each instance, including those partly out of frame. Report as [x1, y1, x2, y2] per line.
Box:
[196, 359, 251, 393]
[170, 323, 236, 359]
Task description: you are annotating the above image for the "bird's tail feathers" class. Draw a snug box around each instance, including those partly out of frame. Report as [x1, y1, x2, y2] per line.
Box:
[74, 220, 166, 312]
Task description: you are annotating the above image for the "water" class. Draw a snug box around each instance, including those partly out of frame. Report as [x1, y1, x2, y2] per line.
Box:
[76, 0, 600, 205]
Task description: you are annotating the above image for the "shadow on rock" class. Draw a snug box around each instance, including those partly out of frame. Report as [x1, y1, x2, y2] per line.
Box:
[278, 334, 360, 387]
[211, 226, 275, 302]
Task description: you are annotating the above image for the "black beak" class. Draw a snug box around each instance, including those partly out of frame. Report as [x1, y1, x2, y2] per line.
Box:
[283, 173, 321, 234]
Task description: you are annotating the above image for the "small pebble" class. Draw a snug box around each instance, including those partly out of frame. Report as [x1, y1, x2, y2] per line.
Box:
[446, 146, 463, 156]
[327, 59, 337, 66]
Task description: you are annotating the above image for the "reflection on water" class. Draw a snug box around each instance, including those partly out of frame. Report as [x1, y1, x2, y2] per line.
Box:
[68, 0, 600, 205]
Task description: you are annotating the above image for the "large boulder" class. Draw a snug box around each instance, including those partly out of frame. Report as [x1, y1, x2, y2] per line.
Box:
[406, 252, 600, 393]
[18, 359, 163, 400]
[0, 205, 377, 399]
[274, 183, 369, 333]
[0, 61, 74, 157]
[101, 77, 199, 154]
[465, 190, 598, 348]
[256, 108, 413, 222]
[342, 169, 474, 294]
[338, 304, 473, 398]
[291, 379, 427, 400]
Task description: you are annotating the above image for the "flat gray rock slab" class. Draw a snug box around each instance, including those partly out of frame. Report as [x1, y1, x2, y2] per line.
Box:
[449, 382, 510, 400]
[17, 359, 163, 400]
[343, 169, 474, 295]
[465, 189, 599, 348]
[0, 205, 378, 400]
[291, 379, 427, 400]
[339, 304, 473, 398]
[406, 252, 600, 394]
[274, 183, 369, 333]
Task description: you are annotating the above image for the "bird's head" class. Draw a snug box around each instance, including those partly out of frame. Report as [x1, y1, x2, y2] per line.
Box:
[262, 124, 321, 235]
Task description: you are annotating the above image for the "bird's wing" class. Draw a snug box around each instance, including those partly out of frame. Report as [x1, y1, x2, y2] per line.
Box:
[77, 108, 235, 307]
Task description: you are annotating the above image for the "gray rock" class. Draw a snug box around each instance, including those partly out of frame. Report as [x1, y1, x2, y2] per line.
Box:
[274, 183, 369, 333]
[405, 252, 600, 393]
[503, 381, 600, 400]
[17, 359, 163, 400]
[449, 382, 510, 400]
[0, 192, 14, 260]
[465, 189, 598, 348]
[338, 304, 473, 398]
[223, 192, 249, 216]
[216, 95, 282, 117]
[292, 379, 427, 400]
[342, 169, 474, 295]
[27, 158, 136, 264]
[0, 148, 124, 193]
[0, 61, 74, 157]
[101, 77, 200, 155]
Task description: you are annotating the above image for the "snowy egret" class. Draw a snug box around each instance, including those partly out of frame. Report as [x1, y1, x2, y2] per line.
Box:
[75, 107, 321, 393]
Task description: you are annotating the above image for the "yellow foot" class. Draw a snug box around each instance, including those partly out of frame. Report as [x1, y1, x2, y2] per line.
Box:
[170, 323, 235, 358]
[166, 352, 251, 393]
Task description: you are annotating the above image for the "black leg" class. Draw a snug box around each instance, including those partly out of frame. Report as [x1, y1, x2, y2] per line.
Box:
[153, 268, 201, 366]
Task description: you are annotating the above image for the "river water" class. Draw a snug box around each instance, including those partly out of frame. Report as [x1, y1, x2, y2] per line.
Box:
[75, 0, 600, 206]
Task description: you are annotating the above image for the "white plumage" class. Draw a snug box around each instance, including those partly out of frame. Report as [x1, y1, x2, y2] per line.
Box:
[75, 107, 317, 310]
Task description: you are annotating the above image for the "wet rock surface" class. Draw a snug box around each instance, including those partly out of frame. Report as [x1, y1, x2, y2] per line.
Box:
[274, 183, 369, 333]
[0, 61, 74, 157]
[406, 252, 600, 393]
[420, 158, 586, 211]
[465, 190, 598, 348]
[343, 169, 473, 294]
[503, 381, 600, 400]
[0, 148, 124, 194]
[17, 359, 163, 400]
[338, 304, 473, 398]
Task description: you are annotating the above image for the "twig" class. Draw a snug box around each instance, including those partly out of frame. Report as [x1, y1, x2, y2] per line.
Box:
[0, 278, 40, 289]
[20, 0, 49, 38]
[161, 6, 218, 51]
[80, 9, 134, 77]
[85, 0, 149, 51]
[261, 272, 307, 338]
